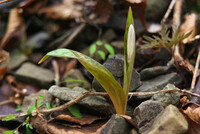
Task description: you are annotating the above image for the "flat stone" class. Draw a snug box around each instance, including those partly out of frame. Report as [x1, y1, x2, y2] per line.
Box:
[92, 54, 142, 92]
[15, 62, 54, 88]
[62, 69, 91, 89]
[151, 84, 180, 107]
[140, 66, 169, 80]
[9, 50, 28, 70]
[135, 73, 182, 99]
[99, 114, 132, 134]
[140, 105, 188, 134]
[21, 90, 53, 112]
[48, 85, 115, 115]
[133, 100, 164, 128]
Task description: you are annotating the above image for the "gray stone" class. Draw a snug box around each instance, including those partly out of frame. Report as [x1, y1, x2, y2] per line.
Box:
[133, 100, 164, 128]
[140, 105, 188, 134]
[99, 114, 132, 134]
[135, 73, 182, 99]
[111, 41, 124, 54]
[15, 62, 54, 88]
[145, 0, 169, 22]
[21, 90, 53, 112]
[101, 29, 116, 41]
[9, 50, 28, 70]
[140, 66, 169, 80]
[26, 32, 50, 49]
[62, 69, 91, 89]
[92, 54, 142, 92]
[48, 85, 115, 115]
[151, 84, 180, 107]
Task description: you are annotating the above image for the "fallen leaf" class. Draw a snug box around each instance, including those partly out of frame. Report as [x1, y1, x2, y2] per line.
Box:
[54, 113, 103, 125]
[179, 13, 198, 44]
[0, 8, 25, 50]
[21, 0, 47, 14]
[0, 50, 9, 79]
[91, 0, 113, 24]
[39, 0, 83, 20]
[183, 103, 200, 125]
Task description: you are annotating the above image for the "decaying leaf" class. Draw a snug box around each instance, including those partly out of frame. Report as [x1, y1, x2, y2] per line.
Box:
[0, 8, 25, 50]
[39, 0, 83, 20]
[54, 113, 103, 125]
[183, 103, 200, 125]
[91, 0, 113, 24]
[21, 0, 47, 14]
[0, 50, 9, 79]
[179, 13, 198, 44]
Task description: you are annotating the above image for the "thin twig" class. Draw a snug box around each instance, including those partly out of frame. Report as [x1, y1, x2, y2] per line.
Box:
[162, 0, 176, 22]
[190, 47, 200, 90]
[1, 88, 200, 119]
[58, 23, 86, 48]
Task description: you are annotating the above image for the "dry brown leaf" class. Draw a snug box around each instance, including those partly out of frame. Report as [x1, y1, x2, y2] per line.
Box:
[183, 103, 200, 125]
[39, 0, 82, 20]
[31, 116, 105, 134]
[54, 113, 103, 125]
[179, 13, 198, 44]
[0, 8, 25, 50]
[22, 0, 47, 14]
[91, 0, 113, 24]
[0, 50, 9, 79]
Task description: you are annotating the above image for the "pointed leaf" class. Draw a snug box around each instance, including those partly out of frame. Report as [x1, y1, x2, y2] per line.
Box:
[39, 48, 125, 114]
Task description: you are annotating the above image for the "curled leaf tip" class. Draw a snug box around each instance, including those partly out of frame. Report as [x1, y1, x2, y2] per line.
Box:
[127, 24, 135, 63]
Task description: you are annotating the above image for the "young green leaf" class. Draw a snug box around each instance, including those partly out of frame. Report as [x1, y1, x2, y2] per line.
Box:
[46, 103, 51, 109]
[96, 40, 103, 46]
[27, 100, 44, 115]
[97, 50, 106, 60]
[67, 104, 83, 118]
[2, 113, 16, 121]
[16, 104, 21, 112]
[3, 130, 15, 134]
[39, 48, 126, 114]
[38, 95, 45, 99]
[65, 79, 86, 84]
[89, 44, 96, 55]
[104, 43, 115, 56]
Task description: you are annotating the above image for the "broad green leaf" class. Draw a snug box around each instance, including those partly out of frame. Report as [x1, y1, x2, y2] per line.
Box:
[123, 7, 135, 114]
[97, 50, 106, 60]
[89, 44, 96, 55]
[104, 43, 115, 56]
[2, 113, 16, 121]
[67, 104, 83, 118]
[96, 40, 103, 46]
[3, 130, 15, 134]
[39, 48, 125, 114]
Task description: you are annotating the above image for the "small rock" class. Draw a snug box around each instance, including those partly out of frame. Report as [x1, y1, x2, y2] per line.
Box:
[135, 72, 182, 99]
[92, 54, 142, 92]
[140, 66, 169, 80]
[15, 62, 54, 88]
[62, 69, 91, 89]
[140, 105, 188, 134]
[26, 32, 50, 49]
[9, 50, 28, 70]
[21, 90, 53, 112]
[99, 114, 132, 134]
[133, 100, 164, 128]
[48, 86, 115, 115]
[151, 84, 180, 107]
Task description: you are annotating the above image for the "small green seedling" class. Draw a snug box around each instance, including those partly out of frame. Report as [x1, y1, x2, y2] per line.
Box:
[89, 40, 115, 60]
[39, 7, 135, 115]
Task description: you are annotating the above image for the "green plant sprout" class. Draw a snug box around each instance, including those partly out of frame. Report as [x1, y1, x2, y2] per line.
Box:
[39, 7, 135, 115]
[89, 40, 115, 60]
[140, 21, 192, 54]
